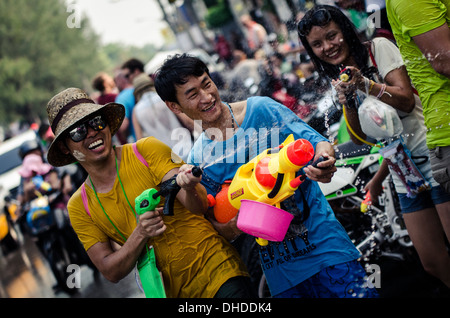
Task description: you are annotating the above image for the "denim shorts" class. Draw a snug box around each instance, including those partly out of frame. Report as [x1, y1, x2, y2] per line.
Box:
[398, 186, 450, 213]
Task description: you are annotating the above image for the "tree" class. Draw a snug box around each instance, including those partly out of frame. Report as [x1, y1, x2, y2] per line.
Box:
[0, 0, 106, 125]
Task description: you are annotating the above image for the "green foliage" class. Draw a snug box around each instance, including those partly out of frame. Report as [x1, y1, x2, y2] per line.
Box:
[204, 0, 233, 29]
[0, 0, 105, 124]
[204, 0, 220, 8]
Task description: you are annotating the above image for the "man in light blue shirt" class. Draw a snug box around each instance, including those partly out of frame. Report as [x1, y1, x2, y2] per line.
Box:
[114, 69, 136, 143]
[154, 54, 377, 298]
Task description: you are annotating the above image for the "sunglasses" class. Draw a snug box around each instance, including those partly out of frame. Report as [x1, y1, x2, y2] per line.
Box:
[298, 9, 332, 37]
[68, 115, 107, 142]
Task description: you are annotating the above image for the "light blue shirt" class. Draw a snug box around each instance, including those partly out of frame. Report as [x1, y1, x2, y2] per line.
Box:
[115, 87, 136, 140]
[188, 96, 360, 296]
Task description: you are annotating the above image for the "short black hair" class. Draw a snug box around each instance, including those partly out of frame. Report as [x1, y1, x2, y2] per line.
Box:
[154, 53, 210, 103]
[121, 58, 144, 73]
[298, 5, 370, 80]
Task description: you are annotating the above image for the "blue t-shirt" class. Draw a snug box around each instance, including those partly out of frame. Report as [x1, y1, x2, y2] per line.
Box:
[188, 96, 360, 296]
[115, 87, 136, 140]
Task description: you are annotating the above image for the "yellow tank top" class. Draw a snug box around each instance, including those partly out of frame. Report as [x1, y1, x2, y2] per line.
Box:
[68, 137, 248, 297]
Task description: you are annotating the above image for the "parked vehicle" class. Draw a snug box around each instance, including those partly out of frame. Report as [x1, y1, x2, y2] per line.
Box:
[247, 141, 415, 298]
[322, 142, 413, 262]
[0, 129, 38, 254]
[22, 183, 90, 294]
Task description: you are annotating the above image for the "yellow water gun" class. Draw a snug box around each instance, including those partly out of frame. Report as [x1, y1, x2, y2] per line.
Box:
[227, 134, 314, 209]
[208, 134, 320, 244]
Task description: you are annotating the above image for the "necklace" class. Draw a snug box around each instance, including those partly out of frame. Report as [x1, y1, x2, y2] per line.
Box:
[225, 102, 239, 129]
[89, 148, 136, 241]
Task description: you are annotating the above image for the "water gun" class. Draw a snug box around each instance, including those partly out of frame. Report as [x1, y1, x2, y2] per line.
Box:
[339, 67, 361, 109]
[32, 175, 52, 192]
[339, 67, 352, 82]
[135, 166, 202, 216]
[133, 166, 202, 298]
[208, 134, 318, 223]
[360, 191, 372, 213]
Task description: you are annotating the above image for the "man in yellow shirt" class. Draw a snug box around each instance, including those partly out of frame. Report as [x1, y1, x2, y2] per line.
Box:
[45, 87, 251, 298]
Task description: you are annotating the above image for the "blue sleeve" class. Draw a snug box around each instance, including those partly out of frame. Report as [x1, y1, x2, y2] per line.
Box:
[247, 96, 328, 150]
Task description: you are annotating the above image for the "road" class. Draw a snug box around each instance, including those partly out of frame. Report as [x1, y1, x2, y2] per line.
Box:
[0, 235, 143, 298]
[1, 232, 449, 298]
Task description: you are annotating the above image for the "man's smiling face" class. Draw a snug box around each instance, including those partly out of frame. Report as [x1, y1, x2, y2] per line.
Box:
[167, 72, 224, 126]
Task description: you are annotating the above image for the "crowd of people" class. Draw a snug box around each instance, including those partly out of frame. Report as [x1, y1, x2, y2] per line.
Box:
[13, 0, 450, 298]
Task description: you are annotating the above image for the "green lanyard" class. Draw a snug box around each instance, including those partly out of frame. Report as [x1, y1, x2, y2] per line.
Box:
[89, 151, 137, 242]
[89, 150, 162, 297]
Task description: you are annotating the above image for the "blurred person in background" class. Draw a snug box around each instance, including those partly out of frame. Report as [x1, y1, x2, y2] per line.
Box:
[114, 68, 135, 144]
[131, 73, 194, 162]
[92, 72, 118, 105]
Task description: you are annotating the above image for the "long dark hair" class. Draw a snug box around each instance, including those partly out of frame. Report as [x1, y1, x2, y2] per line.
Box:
[298, 5, 373, 81]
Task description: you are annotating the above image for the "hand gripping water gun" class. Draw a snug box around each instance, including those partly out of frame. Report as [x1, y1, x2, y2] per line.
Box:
[227, 134, 315, 208]
[134, 191, 166, 298]
[208, 134, 321, 244]
[339, 67, 359, 110]
[133, 166, 202, 298]
[135, 166, 203, 216]
[339, 67, 352, 82]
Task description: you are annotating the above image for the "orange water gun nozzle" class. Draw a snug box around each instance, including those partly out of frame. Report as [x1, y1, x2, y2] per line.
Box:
[289, 174, 306, 189]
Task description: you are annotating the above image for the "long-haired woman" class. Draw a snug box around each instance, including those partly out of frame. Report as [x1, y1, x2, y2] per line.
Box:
[298, 5, 450, 289]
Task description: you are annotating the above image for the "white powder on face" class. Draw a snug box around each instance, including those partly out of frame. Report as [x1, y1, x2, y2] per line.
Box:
[72, 150, 86, 162]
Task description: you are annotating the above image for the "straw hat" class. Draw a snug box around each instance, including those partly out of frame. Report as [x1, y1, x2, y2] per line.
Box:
[46, 87, 125, 167]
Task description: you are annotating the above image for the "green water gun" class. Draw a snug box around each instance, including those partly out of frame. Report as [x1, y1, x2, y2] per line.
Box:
[133, 166, 202, 298]
[135, 166, 202, 216]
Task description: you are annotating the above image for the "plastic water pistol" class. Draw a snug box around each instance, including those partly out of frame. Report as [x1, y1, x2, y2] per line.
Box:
[32, 175, 52, 192]
[207, 134, 327, 224]
[360, 191, 372, 213]
[339, 67, 352, 82]
[135, 166, 203, 216]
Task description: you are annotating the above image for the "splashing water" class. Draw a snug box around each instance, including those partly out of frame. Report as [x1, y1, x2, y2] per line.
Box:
[197, 124, 279, 170]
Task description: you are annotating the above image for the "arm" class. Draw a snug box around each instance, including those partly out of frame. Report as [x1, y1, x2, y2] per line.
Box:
[303, 141, 337, 183]
[364, 160, 390, 203]
[332, 63, 416, 144]
[413, 23, 450, 78]
[86, 207, 166, 283]
[335, 66, 416, 112]
[162, 165, 208, 215]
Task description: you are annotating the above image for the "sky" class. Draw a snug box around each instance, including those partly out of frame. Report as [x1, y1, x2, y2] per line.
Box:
[71, 0, 168, 47]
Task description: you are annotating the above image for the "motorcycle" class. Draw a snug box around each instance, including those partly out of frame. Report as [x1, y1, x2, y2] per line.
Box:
[0, 195, 21, 256]
[321, 141, 413, 262]
[251, 141, 415, 297]
[22, 181, 91, 294]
